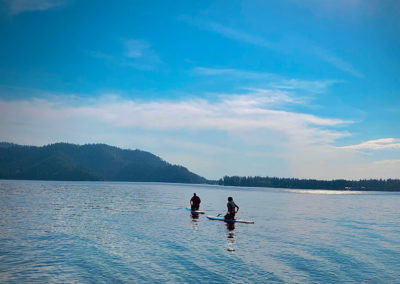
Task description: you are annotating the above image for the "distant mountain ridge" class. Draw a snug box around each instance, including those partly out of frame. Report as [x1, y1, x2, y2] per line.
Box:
[0, 142, 206, 183]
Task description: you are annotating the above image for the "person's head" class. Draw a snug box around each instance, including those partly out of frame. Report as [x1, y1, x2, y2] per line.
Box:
[228, 197, 233, 201]
[193, 193, 197, 196]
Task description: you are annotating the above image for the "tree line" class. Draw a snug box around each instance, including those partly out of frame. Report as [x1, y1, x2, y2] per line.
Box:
[218, 176, 400, 191]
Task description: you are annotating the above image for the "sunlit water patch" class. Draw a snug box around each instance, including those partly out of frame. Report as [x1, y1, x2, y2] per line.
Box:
[282, 189, 374, 195]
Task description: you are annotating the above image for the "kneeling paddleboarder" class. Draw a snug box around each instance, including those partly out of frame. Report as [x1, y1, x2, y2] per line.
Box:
[224, 197, 239, 220]
[190, 193, 201, 211]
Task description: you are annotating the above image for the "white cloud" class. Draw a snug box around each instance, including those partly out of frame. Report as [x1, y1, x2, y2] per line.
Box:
[71, 93, 348, 142]
[1, 92, 398, 179]
[342, 159, 400, 179]
[0, 92, 343, 178]
[4, 0, 68, 14]
[341, 138, 400, 150]
[0, 90, 349, 145]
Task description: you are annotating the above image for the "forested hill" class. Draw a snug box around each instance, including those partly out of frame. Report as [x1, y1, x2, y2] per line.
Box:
[0, 142, 206, 183]
[219, 176, 400, 191]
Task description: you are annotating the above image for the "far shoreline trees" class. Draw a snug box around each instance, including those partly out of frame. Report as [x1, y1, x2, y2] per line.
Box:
[218, 176, 400, 191]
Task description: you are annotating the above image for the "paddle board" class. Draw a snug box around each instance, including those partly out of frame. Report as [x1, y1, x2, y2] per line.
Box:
[186, 207, 205, 214]
[206, 215, 254, 224]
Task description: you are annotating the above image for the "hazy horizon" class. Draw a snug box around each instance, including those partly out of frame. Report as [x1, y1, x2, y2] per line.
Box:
[0, 0, 399, 180]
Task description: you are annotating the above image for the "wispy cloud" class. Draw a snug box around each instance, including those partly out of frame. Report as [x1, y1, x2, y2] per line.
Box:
[89, 39, 163, 71]
[88, 51, 114, 61]
[193, 67, 339, 94]
[311, 45, 364, 78]
[269, 79, 340, 94]
[179, 15, 277, 49]
[193, 67, 275, 79]
[290, 0, 385, 17]
[124, 39, 151, 58]
[122, 39, 163, 70]
[182, 16, 362, 77]
[4, 0, 69, 15]
[341, 138, 400, 150]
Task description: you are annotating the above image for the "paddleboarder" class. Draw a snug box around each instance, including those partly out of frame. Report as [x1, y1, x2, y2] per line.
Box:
[224, 197, 239, 220]
[190, 193, 201, 211]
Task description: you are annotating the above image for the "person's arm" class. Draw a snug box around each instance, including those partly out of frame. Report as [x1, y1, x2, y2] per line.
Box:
[190, 197, 193, 205]
[235, 204, 239, 213]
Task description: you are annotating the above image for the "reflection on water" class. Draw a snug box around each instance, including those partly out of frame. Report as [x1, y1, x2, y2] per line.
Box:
[226, 223, 236, 252]
[190, 213, 199, 229]
[226, 221, 235, 231]
[190, 212, 200, 219]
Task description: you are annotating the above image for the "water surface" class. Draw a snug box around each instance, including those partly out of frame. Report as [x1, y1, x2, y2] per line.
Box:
[1, 180, 399, 283]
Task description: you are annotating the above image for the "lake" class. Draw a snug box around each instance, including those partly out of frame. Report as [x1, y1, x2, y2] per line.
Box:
[0, 180, 399, 283]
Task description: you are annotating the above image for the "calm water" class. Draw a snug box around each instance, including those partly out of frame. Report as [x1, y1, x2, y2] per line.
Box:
[0, 180, 399, 283]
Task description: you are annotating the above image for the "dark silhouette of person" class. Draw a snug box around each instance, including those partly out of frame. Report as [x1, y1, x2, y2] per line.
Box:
[224, 197, 239, 220]
[190, 193, 201, 210]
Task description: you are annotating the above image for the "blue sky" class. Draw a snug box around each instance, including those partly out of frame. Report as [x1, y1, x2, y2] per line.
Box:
[0, 0, 399, 179]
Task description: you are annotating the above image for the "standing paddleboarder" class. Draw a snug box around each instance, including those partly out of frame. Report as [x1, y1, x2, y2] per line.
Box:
[190, 193, 201, 211]
[224, 197, 239, 220]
